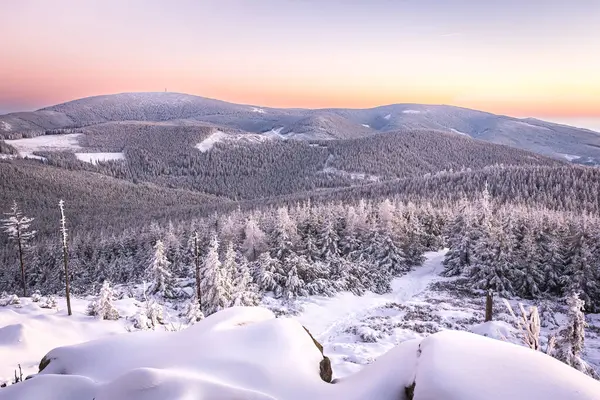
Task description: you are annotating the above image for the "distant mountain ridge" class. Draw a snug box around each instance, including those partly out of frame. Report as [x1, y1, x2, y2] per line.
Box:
[1, 92, 599, 164]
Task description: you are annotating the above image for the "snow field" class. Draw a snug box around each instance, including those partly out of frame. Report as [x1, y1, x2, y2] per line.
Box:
[5, 134, 83, 158]
[75, 152, 125, 164]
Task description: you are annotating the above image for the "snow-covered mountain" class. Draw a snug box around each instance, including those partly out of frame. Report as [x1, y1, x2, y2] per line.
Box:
[1, 92, 599, 163]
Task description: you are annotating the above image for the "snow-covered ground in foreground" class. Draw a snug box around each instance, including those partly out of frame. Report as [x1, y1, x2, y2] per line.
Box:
[1, 251, 599, 398]
[75, 152, 125, 164]
[5, 134, 83, 159]
[2, 307, 599, 400]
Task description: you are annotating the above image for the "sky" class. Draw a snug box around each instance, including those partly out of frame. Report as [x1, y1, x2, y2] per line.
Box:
[1, 0, 599, 123]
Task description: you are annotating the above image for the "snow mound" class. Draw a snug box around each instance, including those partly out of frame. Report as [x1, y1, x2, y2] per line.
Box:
[0, 323, 27, 346]
[75, 152, 125, 164]
[195, 130, 228, 152]
[5, 134, 83, 158]
[413, 330, 600, 399]
[470, 320, 515, 340]
[19, 307, 328, 399]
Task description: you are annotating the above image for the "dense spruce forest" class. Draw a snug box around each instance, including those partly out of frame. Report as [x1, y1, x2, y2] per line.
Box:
[2, 191, 600, 314]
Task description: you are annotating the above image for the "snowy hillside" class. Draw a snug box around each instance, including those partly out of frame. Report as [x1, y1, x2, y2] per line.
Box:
[1, 92, 599, 163]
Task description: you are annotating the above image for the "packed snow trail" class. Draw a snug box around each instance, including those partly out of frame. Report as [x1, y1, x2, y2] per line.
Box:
[295, 250, 448, 377]
[296, 250, 447, 342]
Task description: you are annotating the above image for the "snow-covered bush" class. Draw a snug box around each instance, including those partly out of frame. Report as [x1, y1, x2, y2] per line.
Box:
[31, 291, 42, 303]
[131, 299, 164, 330]
[39, 296, 58, 309]
[0, 294, 20, 307]
[181, 297, 205, 325]
[87, 281, 119, 320]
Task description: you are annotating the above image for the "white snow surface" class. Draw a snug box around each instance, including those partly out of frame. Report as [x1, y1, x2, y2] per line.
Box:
[251, 107, 266, 114]
[3, 307, 599, 400]
[195, 130, 228, 152]
[5, 134, 83, 159]
[384, 114, 392, 120]
[402, 110, 421, 114]
[296, 250, 446, 376]
[450, 128, 470, 136]
[562, 153, 582, 161]
[75, 152, 125, 164]
[361, 124, 370, 128]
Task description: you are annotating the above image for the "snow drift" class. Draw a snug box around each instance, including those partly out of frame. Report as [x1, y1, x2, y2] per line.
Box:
[2, 307, 599, 400]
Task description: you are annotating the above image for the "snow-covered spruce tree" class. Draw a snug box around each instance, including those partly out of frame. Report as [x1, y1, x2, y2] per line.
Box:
[513, 219, 545, 299]
[442, 199, 475, 277]
[280, 253, 310, 300]
[2, 201, 36, 297]
[470, 214, 515, 297]
[251, 252, 284, 295]
[399, 203, 426, 267]
[554, 292, 599, 379]
[147, 240, 175, 298]
[316, 211, 340, 262]
[231, 257, 260, 306]
[87, 280, 119, 320]
[221, 242, 238, 300]
[58, 200, 72, 316]
[241, 216, 266, 262]
[561, 226, 599, 311]
[269, 207, 299, 262]
[200, 235, 230, 315]
[182, 296, 205, 325]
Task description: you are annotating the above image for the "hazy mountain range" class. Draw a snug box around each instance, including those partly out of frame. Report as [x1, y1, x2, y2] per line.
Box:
[1, 92, 599, 164]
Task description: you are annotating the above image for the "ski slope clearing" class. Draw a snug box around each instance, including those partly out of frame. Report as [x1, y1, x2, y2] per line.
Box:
[75, 152, 125, 164]
[2, 307, 599, 400]
[5, 134, 83, 158]
[195, 130, 227, 152]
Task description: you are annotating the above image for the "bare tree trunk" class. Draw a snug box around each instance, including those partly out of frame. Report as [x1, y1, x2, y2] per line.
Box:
[62, 239, 72, 316]
[59, 200, 72, 316]
[16, 225, 26, 297]
[485, 289, 493, 322]
[194, 232, 202, 309]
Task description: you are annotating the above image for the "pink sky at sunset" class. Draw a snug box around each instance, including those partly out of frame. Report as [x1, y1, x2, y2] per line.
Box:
[1, 0, 599, 121]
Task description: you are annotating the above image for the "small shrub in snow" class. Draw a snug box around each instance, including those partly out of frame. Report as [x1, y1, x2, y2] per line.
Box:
[31, 291, 41, 303]
[39, 296, 58, 309]
[0, 294, 20, 307]
[87, 281, 119, 320]
[131, 299, 165, 330]
[182, 297, 205, 325]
